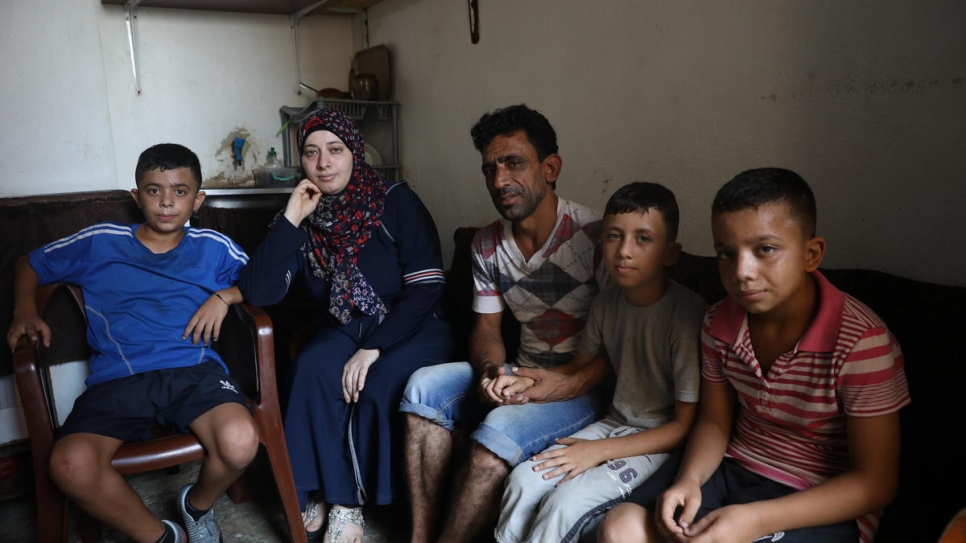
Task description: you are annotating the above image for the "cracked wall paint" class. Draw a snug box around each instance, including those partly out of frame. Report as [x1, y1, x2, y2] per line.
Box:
[205, 128, 260, 188]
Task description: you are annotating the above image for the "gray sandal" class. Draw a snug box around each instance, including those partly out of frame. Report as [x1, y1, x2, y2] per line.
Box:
[326, 507, 365, 543]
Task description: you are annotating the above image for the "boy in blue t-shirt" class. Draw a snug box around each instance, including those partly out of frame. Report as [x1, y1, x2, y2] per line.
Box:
[7, 144, 257, 543]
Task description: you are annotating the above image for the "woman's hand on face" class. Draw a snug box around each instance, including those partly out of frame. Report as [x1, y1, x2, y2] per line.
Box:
[342, 348, 381, 403]
[283, 179, 322, 226]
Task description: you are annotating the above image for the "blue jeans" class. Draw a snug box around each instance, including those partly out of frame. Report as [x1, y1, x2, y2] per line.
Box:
[399, 362, 605, 467]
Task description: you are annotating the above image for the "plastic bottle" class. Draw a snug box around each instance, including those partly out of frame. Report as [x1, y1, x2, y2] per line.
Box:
[266, 147, 294, 183]
[266, 147, 282, 169]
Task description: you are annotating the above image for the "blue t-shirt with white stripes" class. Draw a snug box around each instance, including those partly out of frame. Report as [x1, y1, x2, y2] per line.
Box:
[29, 223, 249, 386]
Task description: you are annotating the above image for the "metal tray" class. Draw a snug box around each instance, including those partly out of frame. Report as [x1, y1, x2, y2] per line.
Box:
[351, 44, 392, 101]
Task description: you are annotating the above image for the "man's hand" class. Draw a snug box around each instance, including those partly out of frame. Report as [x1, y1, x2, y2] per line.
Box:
[183, 295, 230, 346]
[506, 366, 579, 404]
[530, 437, 603, 484]
[343, 348, 380, 403]
[7, 314, 51, 352]
[506, 353, 610, 404]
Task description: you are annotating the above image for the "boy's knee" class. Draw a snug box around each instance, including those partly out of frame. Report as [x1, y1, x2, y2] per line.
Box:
[598, 503, 648, 543]
[49, 439, 107, 493]
[213, 416, 259, 467]
[505, 461, 538, 494]
[538, 482, 574, 511]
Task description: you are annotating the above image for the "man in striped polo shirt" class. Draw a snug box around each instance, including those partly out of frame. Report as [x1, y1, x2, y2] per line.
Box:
[599, 168, 910, 543]
[400, 105, 610, 543]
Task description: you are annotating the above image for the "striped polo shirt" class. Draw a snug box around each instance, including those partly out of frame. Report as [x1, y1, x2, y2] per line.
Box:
[702, 270, 910, 543]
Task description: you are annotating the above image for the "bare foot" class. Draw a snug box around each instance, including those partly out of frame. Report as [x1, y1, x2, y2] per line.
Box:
[303, 496, 327, 536]
[323, 505, 364, 543]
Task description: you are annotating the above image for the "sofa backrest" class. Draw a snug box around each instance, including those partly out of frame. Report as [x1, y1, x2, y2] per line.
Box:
[819, 267, 966, 542]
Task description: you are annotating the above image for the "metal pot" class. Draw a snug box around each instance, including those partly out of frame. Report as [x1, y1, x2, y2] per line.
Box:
[350, 73, 379, 101]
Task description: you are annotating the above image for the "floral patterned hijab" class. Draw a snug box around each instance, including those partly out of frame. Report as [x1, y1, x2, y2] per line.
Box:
[297, 108, 389, 324]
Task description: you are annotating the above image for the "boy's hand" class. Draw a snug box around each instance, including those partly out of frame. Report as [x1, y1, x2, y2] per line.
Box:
[342, 348, 380, 403]
[283, 179, 323, 226]
[7, 314, 51, 352]
[656, 481, 703, 541]
[477, 365, 504, 405]
[676, 504, 763, 543]
[530, 437, 601, 484]
[183, 295, 230, 346]
[499, 368, 537, 404]
[479, 367, 534, 406]
[499, 374, 535, 402]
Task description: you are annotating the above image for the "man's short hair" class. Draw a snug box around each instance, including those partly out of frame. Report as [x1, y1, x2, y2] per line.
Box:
[712, 168, 817, 238]
[470, 104, 558, 162]
[135, 143, 203, 188]
[605, 182, 680, 242]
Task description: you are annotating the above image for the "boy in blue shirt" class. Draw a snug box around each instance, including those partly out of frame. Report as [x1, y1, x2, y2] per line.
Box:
[7, 144, 257, 543]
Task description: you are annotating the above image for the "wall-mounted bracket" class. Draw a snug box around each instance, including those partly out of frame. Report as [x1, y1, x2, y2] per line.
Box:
[290, 0, 333, 95]
[114, 0, 368, 97]
[124, 0, 143, 95]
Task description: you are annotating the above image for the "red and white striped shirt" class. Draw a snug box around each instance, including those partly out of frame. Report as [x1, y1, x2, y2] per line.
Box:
[702, 271, 910, 543]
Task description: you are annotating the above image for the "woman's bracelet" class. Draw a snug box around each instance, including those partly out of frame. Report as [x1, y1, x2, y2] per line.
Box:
[214, 292, 231, 307]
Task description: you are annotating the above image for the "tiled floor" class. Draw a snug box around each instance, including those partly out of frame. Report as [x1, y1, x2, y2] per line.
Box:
[0, 452, 410, 543]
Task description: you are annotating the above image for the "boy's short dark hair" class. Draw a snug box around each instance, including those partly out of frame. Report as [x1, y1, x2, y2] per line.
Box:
[470, 104, 558, 162]
[135, 143, 203, 189]
[604, 182, 680, 242]
[712, 168, 817, 238]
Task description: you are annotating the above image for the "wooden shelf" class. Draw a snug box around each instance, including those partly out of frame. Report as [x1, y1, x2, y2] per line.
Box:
[100, 0, 381, 16]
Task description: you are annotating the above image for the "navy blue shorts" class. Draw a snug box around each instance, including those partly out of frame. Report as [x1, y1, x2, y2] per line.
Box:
[58, 360, 249, 442]
[626, 457, 859, 543]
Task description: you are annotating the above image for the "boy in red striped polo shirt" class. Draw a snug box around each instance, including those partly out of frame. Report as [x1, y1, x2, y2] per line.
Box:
[598, 168, 910, 543]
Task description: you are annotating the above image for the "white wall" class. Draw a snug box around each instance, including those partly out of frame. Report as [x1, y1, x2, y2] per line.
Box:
[1, 0, 117, 195]
[368, 0, 966, 287]
[0, 0, 359, 195]
[3, 0, 964, 286]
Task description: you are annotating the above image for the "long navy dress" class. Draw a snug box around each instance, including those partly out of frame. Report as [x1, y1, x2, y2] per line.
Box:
[240, 181, 453, 506]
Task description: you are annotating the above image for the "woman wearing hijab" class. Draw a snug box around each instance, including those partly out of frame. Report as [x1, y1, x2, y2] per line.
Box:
[239, 109, 453, 543]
